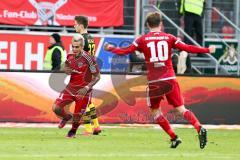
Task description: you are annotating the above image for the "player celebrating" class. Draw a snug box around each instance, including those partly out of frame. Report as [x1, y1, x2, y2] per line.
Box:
[104, 12, 216, 149]
[52, 34, 100, 138]
[73, 15, 102, 135]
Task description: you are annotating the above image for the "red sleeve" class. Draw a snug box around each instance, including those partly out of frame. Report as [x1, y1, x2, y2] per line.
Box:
[109, 44, 137, 55]
[174, 41, 209, 53]
[89, 57, 100, 74]
[66, 54, 74, 60]
[65, 54, 73, 65]
[174, 40, 210, 53]
[169, 34, 210, 53]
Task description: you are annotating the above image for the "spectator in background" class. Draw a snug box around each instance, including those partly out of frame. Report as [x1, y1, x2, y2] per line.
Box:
[43, 33, 66, 70]
[175, 38, 192, 74]
[179, 0, 205, 46]
[222, 22, 234, 39]
[177, 49, 192, 74]
[129, 51, 146, 73]
[211, 7, 221, 33]
[178, 0, 205, 73]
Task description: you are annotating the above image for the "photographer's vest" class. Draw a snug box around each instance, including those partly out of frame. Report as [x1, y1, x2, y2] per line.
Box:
[43, 46, 65, 70]
[180, 0, 204, 16]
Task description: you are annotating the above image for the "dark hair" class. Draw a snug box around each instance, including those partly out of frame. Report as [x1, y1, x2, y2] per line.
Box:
[74, 15, 88, 28]
[50, 33, 64, 49]
[145, 12, 162, 28]
[51, 33, 61, 43]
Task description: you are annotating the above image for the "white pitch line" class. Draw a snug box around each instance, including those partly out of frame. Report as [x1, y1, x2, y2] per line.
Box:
[0, 123, 240, 130]
[0, 153, 239, 159]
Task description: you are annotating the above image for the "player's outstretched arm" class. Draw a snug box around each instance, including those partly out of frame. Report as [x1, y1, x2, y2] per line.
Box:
[104, 42, 137, 55]
[104, 42, 113, 51]
[208, 45, 216, 53]
[175, 41, 216, 54]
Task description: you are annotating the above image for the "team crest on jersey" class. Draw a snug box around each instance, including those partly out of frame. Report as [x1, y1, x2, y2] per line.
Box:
[78, 62, 83, 67]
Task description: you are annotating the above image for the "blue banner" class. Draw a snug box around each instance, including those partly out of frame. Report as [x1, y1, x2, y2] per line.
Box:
[97, 37, 134, 72]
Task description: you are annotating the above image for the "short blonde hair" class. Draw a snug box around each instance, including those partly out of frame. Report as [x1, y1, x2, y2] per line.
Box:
[72, 34, 85, 47]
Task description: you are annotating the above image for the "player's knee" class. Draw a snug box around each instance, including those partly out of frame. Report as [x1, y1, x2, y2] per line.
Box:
[150, 108, 162, 120]
[52, 104, 62, 115]
[175, 105, 186, 114]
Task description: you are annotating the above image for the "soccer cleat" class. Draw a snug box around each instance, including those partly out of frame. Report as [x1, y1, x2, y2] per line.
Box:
[170, 136, 182, 148]
[66, 129, 76, 138]
[93, 127, 102, 135]
[58, 114, 72, 129]
[198, 127, 207, 149]
[58, 119, 68, 129]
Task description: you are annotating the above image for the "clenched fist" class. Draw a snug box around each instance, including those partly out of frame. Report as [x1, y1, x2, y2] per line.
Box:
[208, 45, 216, 53]
[104, 42, 114, 51]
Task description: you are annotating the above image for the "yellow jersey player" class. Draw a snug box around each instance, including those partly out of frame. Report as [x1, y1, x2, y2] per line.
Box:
[73, 15, 101, 135]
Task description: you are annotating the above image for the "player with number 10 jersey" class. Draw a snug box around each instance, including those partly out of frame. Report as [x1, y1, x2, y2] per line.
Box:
[108, 31, 209, 82]
[104, 12, 216, 149]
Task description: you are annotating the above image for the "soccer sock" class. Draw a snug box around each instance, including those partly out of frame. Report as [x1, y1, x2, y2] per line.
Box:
[63, 113, 72, 121]
[156, 115, 177, 140]
[93, 118, 99, 129]
[183, 110, 201, 132]
[71, 122, 80, 132]
[71, 113, 81, 132]
[89, 103, 100, 128]
[83, 107, 92, 133]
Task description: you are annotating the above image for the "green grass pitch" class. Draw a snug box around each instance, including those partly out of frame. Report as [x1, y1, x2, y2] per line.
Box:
[0, 127, 239, 160]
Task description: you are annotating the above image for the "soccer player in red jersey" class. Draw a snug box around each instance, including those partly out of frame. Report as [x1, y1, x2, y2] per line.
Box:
[104, 12, 216, 149]
[52, 34, 100, 138]
[73, 15, 102, 135]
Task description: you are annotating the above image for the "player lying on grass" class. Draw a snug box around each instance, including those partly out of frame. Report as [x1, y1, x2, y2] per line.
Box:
[52, 34, 100, 138]
[104, 11, 216, 149]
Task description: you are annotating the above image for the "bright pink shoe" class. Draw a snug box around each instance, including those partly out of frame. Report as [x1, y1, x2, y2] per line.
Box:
[93, 127, 102, 135]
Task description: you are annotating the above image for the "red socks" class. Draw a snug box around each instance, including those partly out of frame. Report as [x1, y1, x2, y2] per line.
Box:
[71, 113, 81, 132]
[183, 110, 201, 132]
[156, 115, 177, 140]
[71, 122, 80, 132]
[156, 110, 201, 140]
